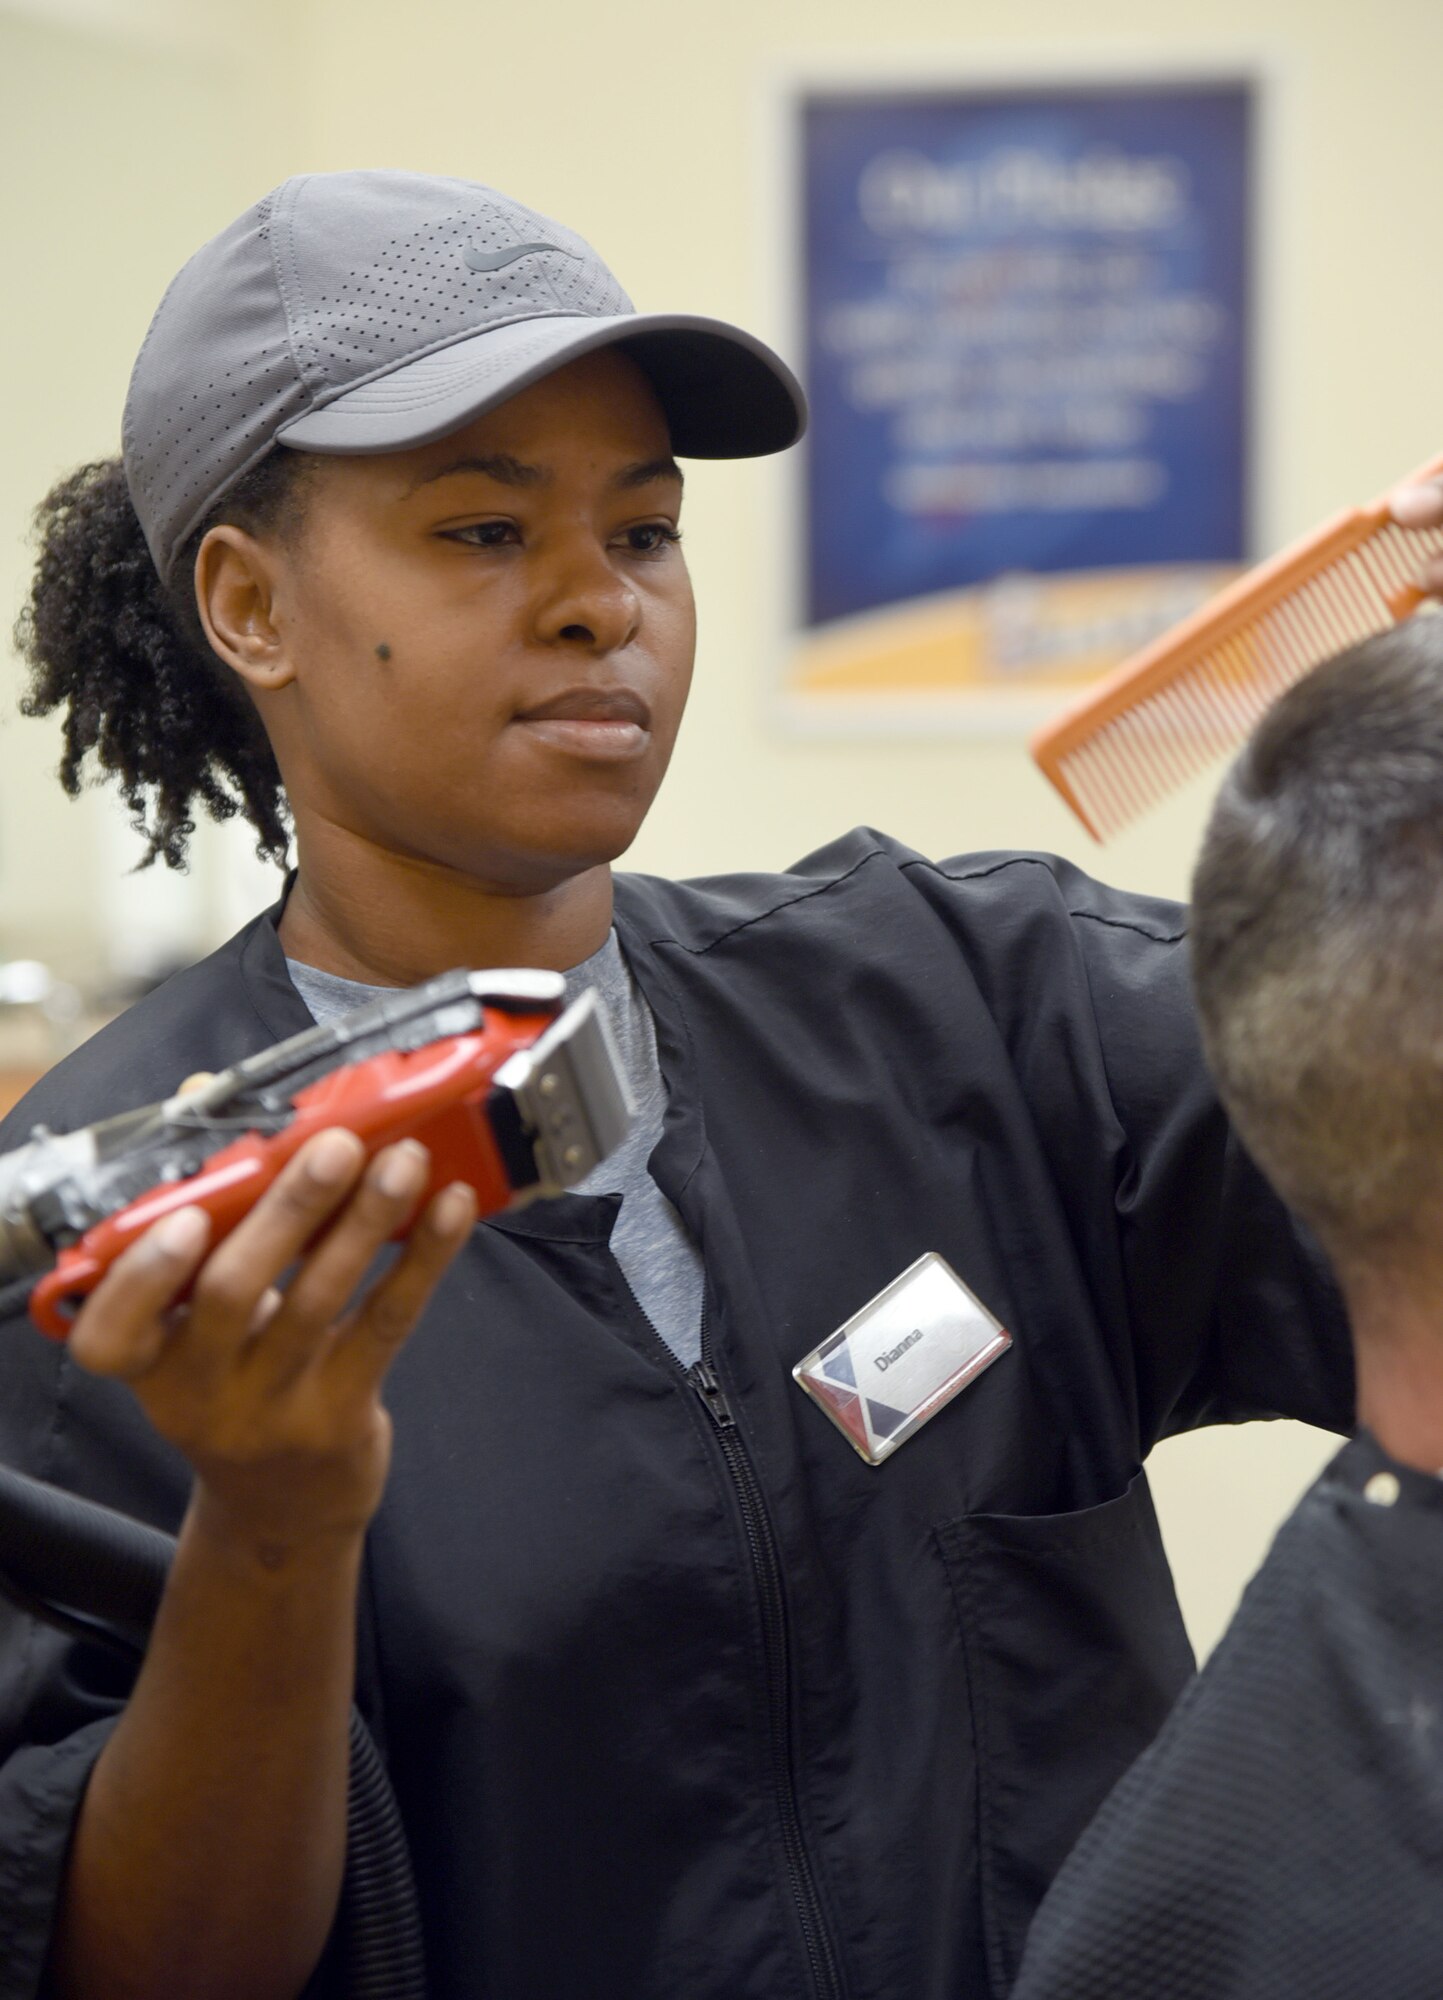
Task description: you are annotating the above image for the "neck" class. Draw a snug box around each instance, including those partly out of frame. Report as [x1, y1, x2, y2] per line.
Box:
[277, 823, 615, 987]
[1348, 1262, 1443, 1474]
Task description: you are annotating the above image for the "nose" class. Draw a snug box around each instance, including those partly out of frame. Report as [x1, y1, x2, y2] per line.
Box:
[533, 539, 641, 654]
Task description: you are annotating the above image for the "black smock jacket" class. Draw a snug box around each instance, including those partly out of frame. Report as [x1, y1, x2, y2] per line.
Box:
[0, 831, 1352, 2000]
[1011, 1430, 1443, 2000]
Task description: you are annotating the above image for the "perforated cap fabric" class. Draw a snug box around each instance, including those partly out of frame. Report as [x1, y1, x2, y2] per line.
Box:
[122, 169, 806, 582]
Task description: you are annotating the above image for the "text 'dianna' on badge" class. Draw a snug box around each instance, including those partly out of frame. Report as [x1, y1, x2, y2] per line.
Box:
[792, 1251, 1011, 1466]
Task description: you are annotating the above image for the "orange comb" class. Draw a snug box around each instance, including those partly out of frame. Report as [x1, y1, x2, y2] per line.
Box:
[1030, 452, 1443, 839]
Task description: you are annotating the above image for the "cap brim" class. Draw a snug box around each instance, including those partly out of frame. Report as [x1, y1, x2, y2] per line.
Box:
[276, 312, 805, 459]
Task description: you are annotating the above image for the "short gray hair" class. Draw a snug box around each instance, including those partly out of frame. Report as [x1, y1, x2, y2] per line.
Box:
[1191, 615, 1443, 1270]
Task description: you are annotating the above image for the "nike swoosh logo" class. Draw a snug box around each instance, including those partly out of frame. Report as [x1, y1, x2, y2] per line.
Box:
[463, 241, 580, 274]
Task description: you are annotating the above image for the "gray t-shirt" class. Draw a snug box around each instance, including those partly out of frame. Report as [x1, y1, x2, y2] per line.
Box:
[285, 934, 706, 1368]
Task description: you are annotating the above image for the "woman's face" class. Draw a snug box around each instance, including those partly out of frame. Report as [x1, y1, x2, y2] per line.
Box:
[239, 348, 696, 894]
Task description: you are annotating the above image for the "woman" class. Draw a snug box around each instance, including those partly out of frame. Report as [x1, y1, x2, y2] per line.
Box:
[0, 167, 1434, 2000]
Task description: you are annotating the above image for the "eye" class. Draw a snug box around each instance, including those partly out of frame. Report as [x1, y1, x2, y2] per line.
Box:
[619, 522, 683, 556]
[442, 520, 520, 549]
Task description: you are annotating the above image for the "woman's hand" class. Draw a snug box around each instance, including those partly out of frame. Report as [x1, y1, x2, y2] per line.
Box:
[65, 1129, 476, 1554]
[1390, 476, 1443, 599]
[50, 1130, 475, 2000]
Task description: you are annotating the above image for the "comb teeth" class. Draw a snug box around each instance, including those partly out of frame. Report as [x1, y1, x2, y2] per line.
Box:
[1045, 517, 1443, 840]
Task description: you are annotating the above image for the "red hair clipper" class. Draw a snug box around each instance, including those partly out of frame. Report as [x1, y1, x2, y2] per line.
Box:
[0, 969, 630, 1338]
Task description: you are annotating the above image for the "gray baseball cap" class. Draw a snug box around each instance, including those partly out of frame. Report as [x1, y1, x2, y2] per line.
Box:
[123, 169, 806, 583]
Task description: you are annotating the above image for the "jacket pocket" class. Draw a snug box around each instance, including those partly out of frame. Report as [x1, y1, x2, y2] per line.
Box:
[935, 1469, 1195, 1998]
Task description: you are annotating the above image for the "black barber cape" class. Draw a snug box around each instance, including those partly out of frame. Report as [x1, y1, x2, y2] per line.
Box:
[0, 832, 1351, 2000]
[1012, 1430, 1443, 2000]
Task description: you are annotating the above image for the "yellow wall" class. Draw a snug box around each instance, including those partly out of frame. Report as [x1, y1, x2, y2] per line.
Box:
[0, 0, 301, 973]
[5, 0, 1441, 1651]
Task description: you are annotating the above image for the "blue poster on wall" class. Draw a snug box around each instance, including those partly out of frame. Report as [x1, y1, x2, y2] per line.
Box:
[784, 78, 1254, 726]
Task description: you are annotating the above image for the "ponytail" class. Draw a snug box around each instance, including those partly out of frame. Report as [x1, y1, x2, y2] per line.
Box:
[14, 452, 306, 869]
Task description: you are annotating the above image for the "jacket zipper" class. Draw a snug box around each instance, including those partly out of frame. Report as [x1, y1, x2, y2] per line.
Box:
[690, 1349, 847, 2000]
[603, 1247, 847, 2000]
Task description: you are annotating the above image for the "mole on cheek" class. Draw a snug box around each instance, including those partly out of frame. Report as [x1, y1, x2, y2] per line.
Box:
[374, 643, 393, 663]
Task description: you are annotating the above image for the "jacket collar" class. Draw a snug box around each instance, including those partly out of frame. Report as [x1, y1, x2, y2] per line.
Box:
[231, 882, 696, 1250]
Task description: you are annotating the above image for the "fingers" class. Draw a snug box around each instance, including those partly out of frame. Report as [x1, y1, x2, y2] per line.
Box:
[1387, 481, 1443, 602]
[325, 1180, 478, 1400]
[248, 1286, 284, 1338]
[177, 1129, 369, 1380]
[1389, 478, 1443, 530]
[66, 1130, 473, 1412]
[245, 1139, 435, 1391]
[67, 1206, 213, 1380]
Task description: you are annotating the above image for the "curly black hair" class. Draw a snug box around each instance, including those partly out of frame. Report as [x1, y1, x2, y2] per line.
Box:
[13, 449, 313, 870]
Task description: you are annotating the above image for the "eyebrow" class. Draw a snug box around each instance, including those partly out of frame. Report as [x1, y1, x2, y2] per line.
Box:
[403, 453, 683, 497]
[404, 453, 545, 495]
[613, 457, 684, 491]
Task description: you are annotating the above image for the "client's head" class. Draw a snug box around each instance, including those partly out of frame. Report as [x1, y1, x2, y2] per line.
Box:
[1191, 615, 1443, 1293]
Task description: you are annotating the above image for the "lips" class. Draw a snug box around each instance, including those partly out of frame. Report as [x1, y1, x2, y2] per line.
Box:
[516, 687, 651, 729]
[511, 684, 654, 765]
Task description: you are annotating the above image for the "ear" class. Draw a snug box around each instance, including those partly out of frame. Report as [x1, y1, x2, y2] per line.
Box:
[194, 524, 296, 691]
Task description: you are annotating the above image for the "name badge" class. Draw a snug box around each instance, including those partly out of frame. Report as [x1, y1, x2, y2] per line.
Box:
[792, 1252, 1011, 1466]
